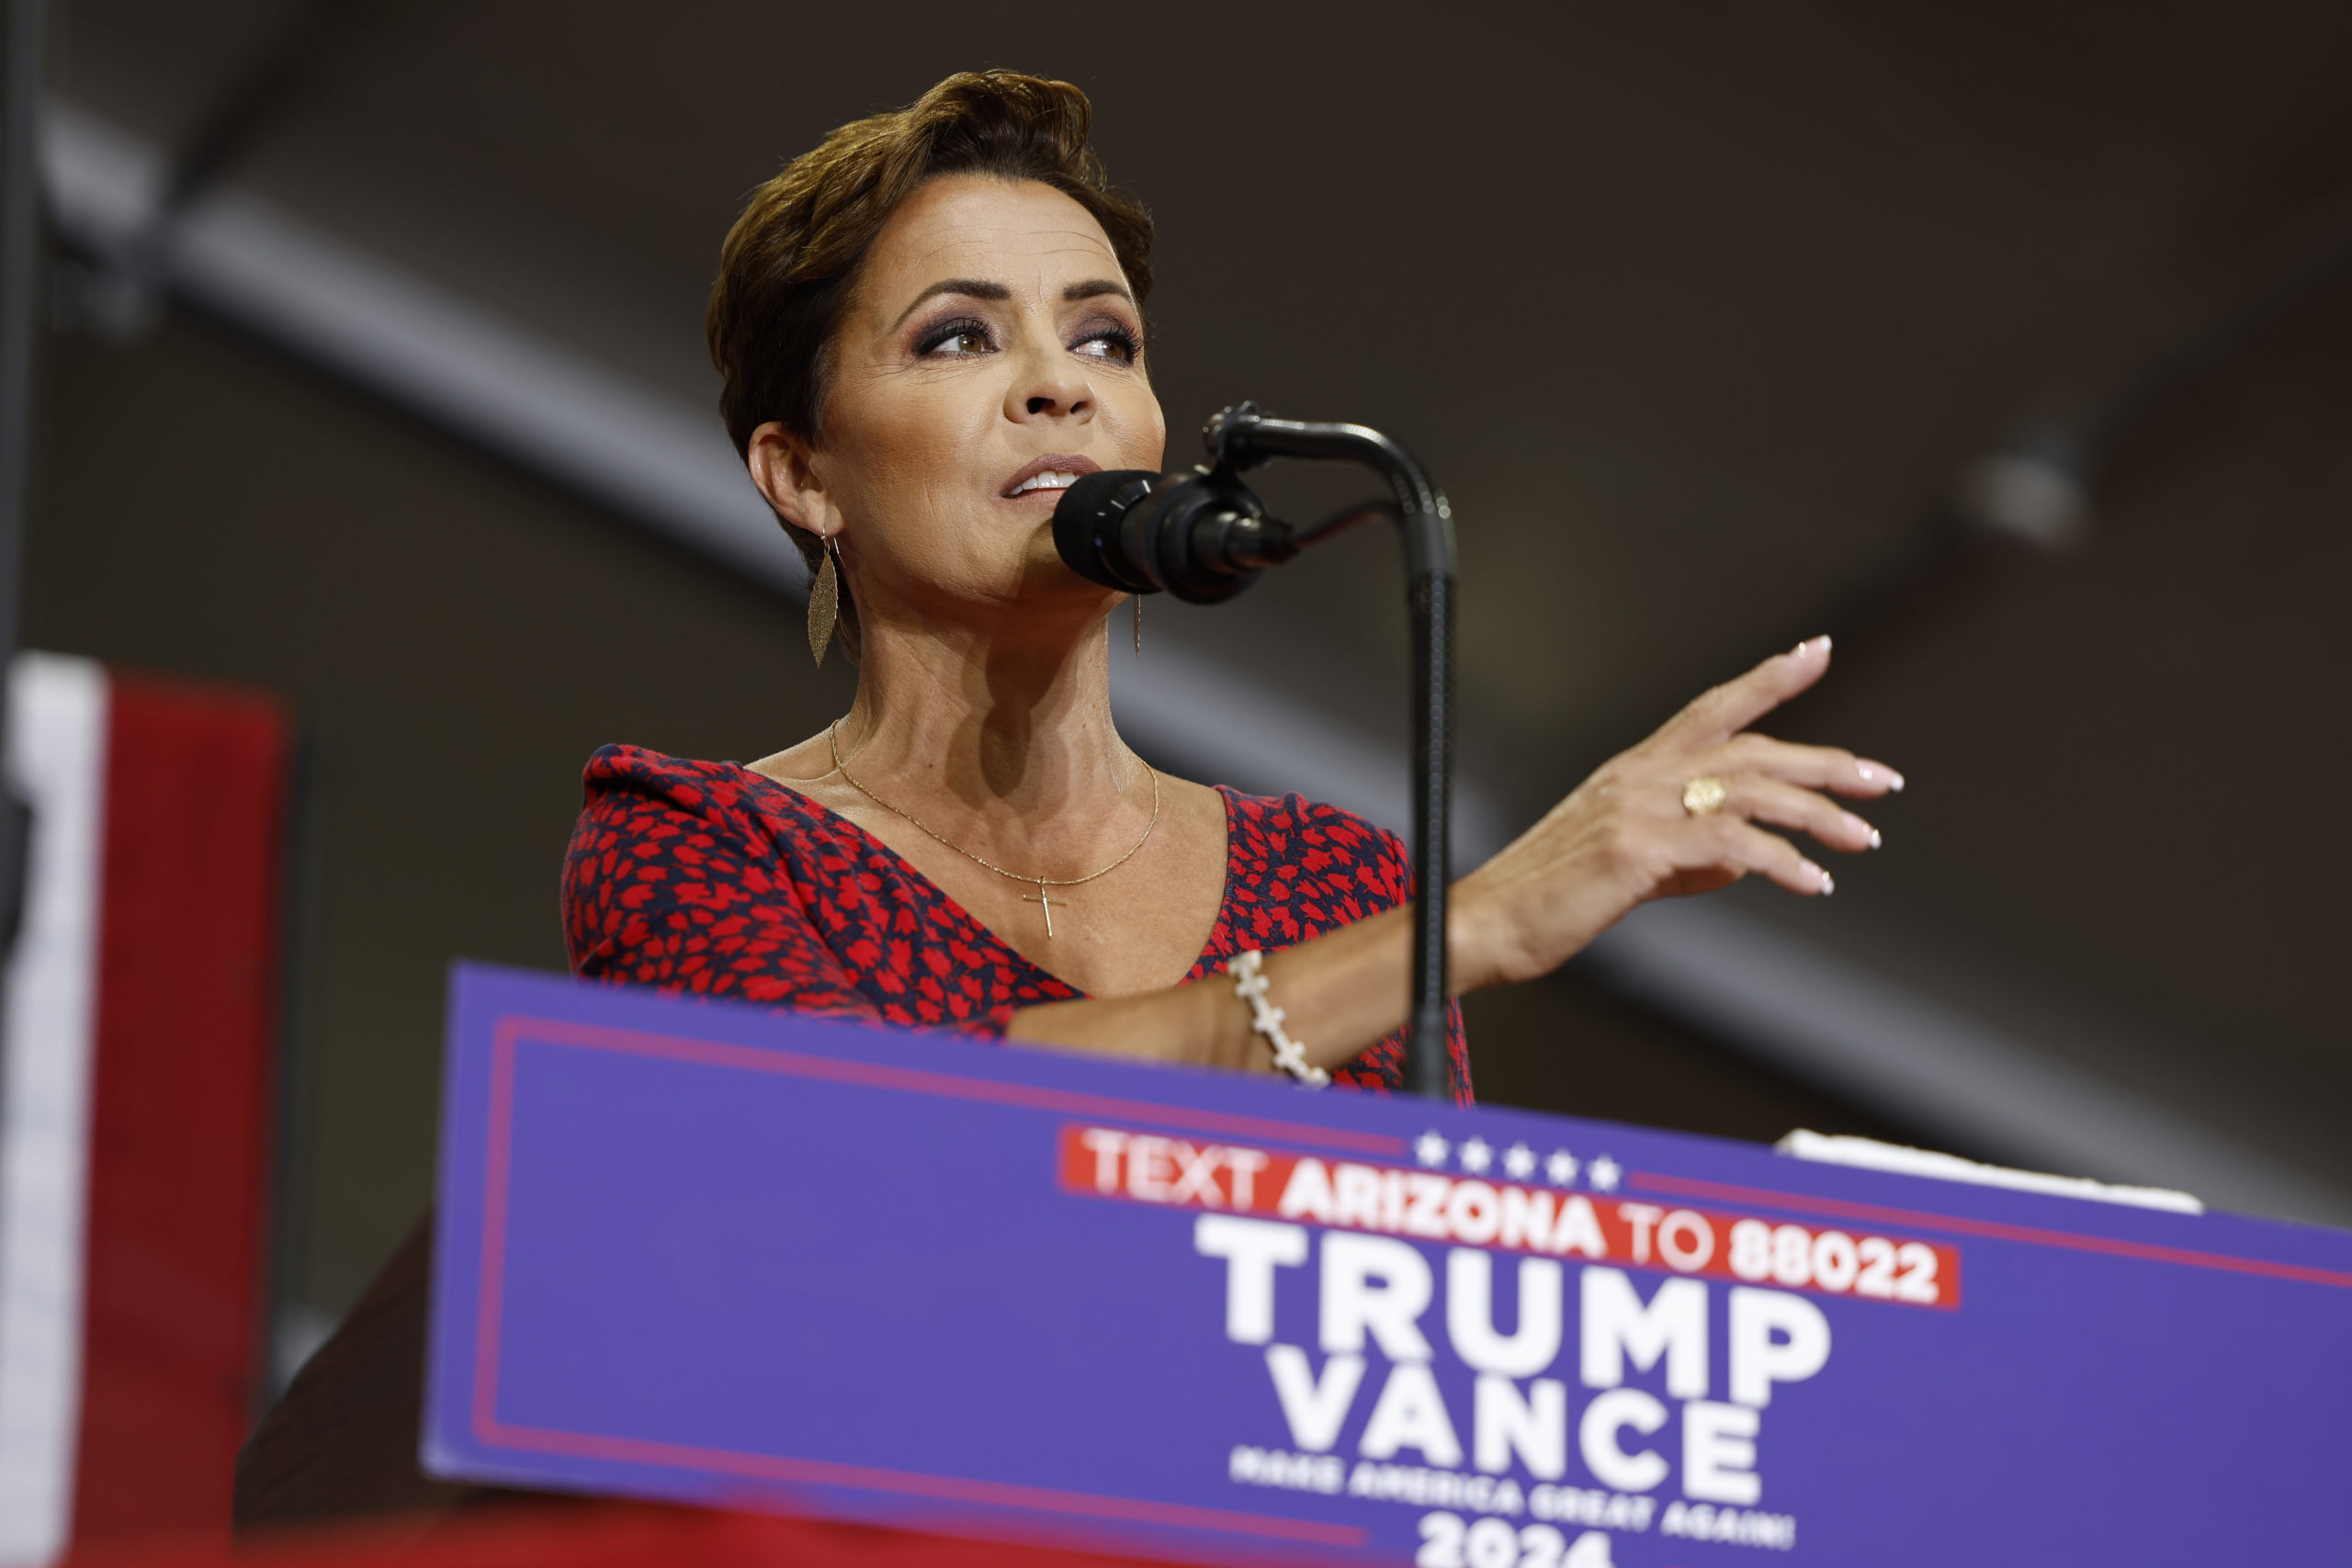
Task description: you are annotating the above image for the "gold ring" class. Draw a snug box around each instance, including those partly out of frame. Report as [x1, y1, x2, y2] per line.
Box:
[1682, 775, 1728, 816]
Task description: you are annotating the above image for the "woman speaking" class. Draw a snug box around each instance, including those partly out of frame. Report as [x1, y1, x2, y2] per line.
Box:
[561, 71, 1899, 1102]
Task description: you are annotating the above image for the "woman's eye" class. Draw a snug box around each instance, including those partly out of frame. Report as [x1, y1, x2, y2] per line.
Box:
[917, 321, 994, 357]
[1074, 330, 1139, 364]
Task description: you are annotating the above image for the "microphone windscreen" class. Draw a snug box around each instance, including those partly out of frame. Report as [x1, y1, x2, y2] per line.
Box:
[1053, 469, 1164, 592]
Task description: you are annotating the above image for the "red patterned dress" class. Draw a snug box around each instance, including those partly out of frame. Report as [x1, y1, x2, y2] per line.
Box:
[562, 745, 1471, 1101]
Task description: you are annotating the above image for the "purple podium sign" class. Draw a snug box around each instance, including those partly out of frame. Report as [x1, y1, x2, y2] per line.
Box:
[425, 964, 2352, 1566]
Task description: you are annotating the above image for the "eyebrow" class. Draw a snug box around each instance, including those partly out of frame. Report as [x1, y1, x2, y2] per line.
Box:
[889, 276, 1135, 331]
[890, 278, 1010, 331]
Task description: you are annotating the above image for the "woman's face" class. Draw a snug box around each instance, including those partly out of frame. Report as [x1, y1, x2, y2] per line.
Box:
[775, 173, 1167, 633]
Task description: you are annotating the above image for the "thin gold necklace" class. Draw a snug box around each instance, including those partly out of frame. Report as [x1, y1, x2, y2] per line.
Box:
[826, 722, 1159, 938]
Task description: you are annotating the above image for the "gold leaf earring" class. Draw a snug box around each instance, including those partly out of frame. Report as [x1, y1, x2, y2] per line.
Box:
[807, 538, 840, 667]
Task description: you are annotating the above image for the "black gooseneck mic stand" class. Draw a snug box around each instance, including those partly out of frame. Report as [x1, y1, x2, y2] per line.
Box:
[1053, 403, 1456, 1099]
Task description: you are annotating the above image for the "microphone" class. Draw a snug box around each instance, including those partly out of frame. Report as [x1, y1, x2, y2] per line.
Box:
[1052, 468, 1295, 604]
[1053, 402, 1458, 1100]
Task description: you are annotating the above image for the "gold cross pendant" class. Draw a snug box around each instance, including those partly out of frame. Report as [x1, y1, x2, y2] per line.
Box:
[1021, 885, 1068, 937]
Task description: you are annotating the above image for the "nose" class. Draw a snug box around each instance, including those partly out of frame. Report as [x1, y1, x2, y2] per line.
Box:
[1005, 345, 1093, 425]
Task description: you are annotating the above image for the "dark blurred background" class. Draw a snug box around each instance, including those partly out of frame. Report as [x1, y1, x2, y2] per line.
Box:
[16, 0, 2350, 1383]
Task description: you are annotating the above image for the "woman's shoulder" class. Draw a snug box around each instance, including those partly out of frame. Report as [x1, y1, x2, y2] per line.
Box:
[582, 741, 740, 796]
[563, 745, 878, 927]
[562, 746, 876, 996]
[1214, 786, 1413, 899]
[575, 744, 849, 849]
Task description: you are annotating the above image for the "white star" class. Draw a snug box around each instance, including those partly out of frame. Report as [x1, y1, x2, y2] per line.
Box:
[1415, 1131, 1451, 1168]
[1459, 1136, 1493, 1175]
[1588, 1155, 1623, 1192]
[1503, 1143, 1537, 1180]
[1546, 1149, 1579, 1186]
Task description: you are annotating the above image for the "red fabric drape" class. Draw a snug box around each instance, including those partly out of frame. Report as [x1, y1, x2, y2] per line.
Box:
[73, 671, 290, 1543]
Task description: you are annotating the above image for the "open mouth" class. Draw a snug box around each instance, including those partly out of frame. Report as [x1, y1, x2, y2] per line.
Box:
[1001, 454, 1101, 499]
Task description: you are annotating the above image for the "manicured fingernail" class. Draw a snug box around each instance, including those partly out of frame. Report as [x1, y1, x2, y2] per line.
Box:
[1802, 860, 1833, 894]
[1889, 772, 1905, 792]
[1869, 828, 1883, 849]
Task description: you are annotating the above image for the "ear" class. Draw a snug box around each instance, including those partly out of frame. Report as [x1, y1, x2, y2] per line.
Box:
[746, 421, 841, 543]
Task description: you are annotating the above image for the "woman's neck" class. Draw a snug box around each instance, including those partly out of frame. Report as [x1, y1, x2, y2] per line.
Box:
[834, 605, 1144, 823]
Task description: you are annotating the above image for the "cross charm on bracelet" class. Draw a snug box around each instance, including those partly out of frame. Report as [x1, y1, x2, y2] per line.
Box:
[1021, 886, 1068, 937]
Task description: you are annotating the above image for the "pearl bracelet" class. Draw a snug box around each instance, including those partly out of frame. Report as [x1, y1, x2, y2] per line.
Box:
[1226, 949, 1329, 1088]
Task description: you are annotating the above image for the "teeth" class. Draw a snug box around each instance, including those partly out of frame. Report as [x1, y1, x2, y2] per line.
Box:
[1012, 470, 1080, 496]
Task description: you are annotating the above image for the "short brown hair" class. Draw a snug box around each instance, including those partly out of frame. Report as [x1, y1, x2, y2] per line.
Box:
[706, 71, 1154, 649]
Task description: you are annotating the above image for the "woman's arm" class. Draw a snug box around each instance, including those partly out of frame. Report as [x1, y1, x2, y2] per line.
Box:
[1006, 899, 1416, 1073]
[1004, 637, 1897, 1072]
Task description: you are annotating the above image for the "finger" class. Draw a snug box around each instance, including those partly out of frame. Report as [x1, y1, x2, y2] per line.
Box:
[1718, 735, 1906, 797]
[1683, 812, 1837, 897]
[1661, 635, 1833, 749]
[1721, 775, 1881, 854]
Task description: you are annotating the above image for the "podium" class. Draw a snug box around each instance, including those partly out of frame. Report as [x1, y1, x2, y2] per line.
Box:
[245, 964, 2352, 1565]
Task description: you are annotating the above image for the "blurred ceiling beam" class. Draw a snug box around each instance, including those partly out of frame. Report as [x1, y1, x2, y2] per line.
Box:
[1801, 170, 2352, 687]
[1952, 178, 2352, 553]
[43, 101, 797, 596]
[37, 101, 2341, 1222]
[76, 0, 368, 341]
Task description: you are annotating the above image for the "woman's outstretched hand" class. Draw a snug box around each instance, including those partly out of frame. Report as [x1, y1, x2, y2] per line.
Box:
[1011, 635, 1898, 1076]
[1452, 635, 1901, 991]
